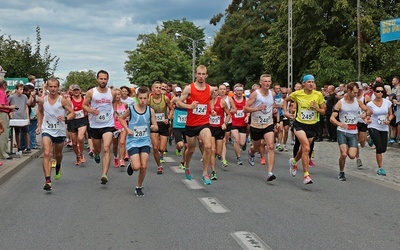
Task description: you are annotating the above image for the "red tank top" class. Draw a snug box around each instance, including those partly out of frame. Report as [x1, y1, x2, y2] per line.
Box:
[71, 96, 85, 119]
[210, 96, 224, 127]
[186, 83, 211, 126]
[232, 97, 247, 127]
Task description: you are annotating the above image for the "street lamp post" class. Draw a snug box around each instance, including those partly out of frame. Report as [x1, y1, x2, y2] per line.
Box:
[175, 32, 198, 83]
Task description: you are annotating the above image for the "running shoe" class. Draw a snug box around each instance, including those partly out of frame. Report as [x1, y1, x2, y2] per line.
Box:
[377, 168, 387, 176]
[179, 162, 186, 170]
[54, 168, 61, 180]
[217, 155, 222, 160]
[185, 168, 192, 180]
[289, 158, 298, 177]
[168, 136, 173, 146]
[290, 140, 295, 145]
[367, 136, 374, 147]
[88, 151, 94, 158]
[309, 159, 315, 168]
[248, 150, 255, 166]
[101, 174, 108, 185]
[160, 155, 165, 163]
[241, 144, 247, 151]
[283, 145, 288, 152]
[80, 155, 86, 163]
[202, 174, 212, 185]
[120, 160, 126, 168]
[276, 144, 283, 151]
[164, 150, 167, 154]
[114, 157, 119, 168]
[237, 157, 243, 165]
[127, 163, 133, 176]
[124, 152, 129, 161]
[210, 171, 218, 180]
[356, 158, 363, 168]
[135, 187, 144, 197]
[75, 156, 81, 166]
[51, 159, 56, 168]
[221, 159, 228, 168]
[246, 137, 251, 144]
[260, 157, 266, 165]
[94, 154, 101, 164]
[303, 174, 313, 185]
[338, 172, 346, 181]
[176, 149, 182, 156]
[43, 181, 52, 191]
[388, 138, 396, 144]
[157, 166, 163, 175]
[267, 173, 276, 182]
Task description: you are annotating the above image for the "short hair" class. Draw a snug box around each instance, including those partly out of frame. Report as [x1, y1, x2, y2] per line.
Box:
[394, 76, 400, 82]
[346, 82, 359, 91]
[15, 83, 24, 90]
[97, 70, 109, 79]
[137, 86, 149, 95]
[260, 74, 271, 81]
[120, 86, 131, 95]
[0, 80, 6, 87]
[47, 77, 60, 86]
[196, 65, 207, 73]
[28, 75, 36, 83]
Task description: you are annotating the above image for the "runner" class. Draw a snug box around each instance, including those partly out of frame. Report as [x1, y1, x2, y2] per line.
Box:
[209, 87, 231, 180]
[355, 85, 370, 167]
[273, 83, 285, 151]
[112, 88, 128, 168]
[36, 77, 76, 191]
[330, 82, 371, 180]
[148, 81, 174, 174]
[176, 65, 215, 185]
[118, 86, 158, 197]
[219, 83, 236, 167]
[82, 70, 117, 185]
[244, 74, 279, 181]
[68, 84, 88, 165]
[171, 86, 188, 169]
[283, 75, 326, 184]
[231, 83, 248, 165]
[280, 87, 291, 151]
[365, 82, 394, 176]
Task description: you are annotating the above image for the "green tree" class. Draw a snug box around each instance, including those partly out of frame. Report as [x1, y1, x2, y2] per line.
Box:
[64, 70, 97, 91]
[0, 26, 59, 79]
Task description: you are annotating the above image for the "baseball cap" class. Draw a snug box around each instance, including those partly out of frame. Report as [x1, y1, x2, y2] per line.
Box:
[223, 82, 230, 87]
[175, 87, 182, 92]
[71, 84, 80, 90]
[302, 75, 315, 82]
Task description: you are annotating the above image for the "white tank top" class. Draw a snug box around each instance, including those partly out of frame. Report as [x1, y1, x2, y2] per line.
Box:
[337, 97, 359, 134]
[250, 89, 274, 129]
[357, 96, 365, 124]
[89, 87, 115, 128]
[42, 96, 66, 137]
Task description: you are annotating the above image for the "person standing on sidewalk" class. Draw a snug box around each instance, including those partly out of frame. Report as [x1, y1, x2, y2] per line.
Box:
[244, 74, 279, 181]
[330, 82, 371, 181]
[118, 86, 158, 197]
[36, 77, 75, 191]
[0, 80, 17, 160]
[83, 70, 116, 185]
[283, 75, 326, 185]
[365, 82, 394, 176]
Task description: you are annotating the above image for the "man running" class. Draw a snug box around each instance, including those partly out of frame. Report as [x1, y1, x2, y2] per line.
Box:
[283, 75, 326, 184]
[330, 82, 371, 180]
[119, 86, 158, 197]
[244, 74, 279, 181]
[36, 77, 75, 191]
[176, 65, 215, 185]
[171, 86, 188, 169]
[231, 83, 248, 165]
[83, 70, 116, 185]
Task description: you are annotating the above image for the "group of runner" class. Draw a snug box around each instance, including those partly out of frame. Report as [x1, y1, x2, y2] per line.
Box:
[36, 67, 395, 195]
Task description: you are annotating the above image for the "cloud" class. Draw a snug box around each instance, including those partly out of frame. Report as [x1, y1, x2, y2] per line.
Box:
[0, 0, 230, 86]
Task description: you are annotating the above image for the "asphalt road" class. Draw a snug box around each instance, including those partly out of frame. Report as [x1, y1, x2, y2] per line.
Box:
[0, 142, 399, 250]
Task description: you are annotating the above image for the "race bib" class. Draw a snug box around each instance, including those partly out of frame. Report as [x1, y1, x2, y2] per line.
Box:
[133, 126, 148, 137]
[75, 110, 84, 119]
[235, 110, 244, 118]
[45, 119, 60, 129]
[193, 104, 207, 115]
[95, 112, 111, 123]
[155, 113, 165, 122]
[377, 115, 387, 125]
[258, 114, 271, 125]
[177, 114, 187, 123]
[344, 115, 357, 125]
[210, 115, 221, 125]
[300, 110, 315, 121]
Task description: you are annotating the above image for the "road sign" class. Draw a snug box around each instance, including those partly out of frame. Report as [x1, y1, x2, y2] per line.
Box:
[380, 18, 400, 43]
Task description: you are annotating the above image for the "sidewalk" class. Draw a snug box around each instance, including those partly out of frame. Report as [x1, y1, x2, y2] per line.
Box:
[311, 140, 400, 188]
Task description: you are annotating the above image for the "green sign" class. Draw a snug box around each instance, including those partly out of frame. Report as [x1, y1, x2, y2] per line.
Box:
[4, 78, 28, 91]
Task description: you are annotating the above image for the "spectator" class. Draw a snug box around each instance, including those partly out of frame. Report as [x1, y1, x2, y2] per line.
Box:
[9, 83, 30, 153]
[325, 85, 338, 141]
[0, 80, 17, 160]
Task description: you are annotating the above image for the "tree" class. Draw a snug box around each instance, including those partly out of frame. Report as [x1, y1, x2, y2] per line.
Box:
[0, 26, 59, 79]
[64, 70, 97, 91]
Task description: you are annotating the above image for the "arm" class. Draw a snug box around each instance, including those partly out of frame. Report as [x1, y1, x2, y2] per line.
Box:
[119, 106, 131, 135]
[35, 98, 44, 134]
[229, 97, 237, 114]
[150, 108, 158, 132]
[329, 101, 346, 129]
[244, 91, 264, 113]
[221, 99, 231, 130]
[82, 89, 98, 116]
[176, 86, 195, 109]
[165, 96, 174, 122]
[62, 98, 76, 121]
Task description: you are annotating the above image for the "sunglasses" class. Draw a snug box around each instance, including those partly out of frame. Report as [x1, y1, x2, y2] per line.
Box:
[375, 90, 384, 93]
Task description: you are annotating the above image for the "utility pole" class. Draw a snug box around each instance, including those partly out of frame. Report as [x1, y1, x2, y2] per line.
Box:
[288, 0, 293, 89]
[357, 0, 361, 82]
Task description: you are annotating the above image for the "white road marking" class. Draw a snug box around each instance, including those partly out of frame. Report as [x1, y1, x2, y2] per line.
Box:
[182, 179, 204, 189]
[231, 231, 272, 250]
[162, 156, 175, 162]
[198, 197, 230, 214]
[170, 166, 185, 174]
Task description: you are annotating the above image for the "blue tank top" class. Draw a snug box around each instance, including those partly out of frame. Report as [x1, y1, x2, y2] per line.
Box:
[126, 105, 151, 149]
[173, 107, 187, 129]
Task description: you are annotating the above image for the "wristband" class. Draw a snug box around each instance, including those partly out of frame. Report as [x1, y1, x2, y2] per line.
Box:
[64, 116, 68, 123]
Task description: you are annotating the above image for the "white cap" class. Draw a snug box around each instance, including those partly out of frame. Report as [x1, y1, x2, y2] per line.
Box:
[223, 82, 230, 87]
[174, 87, 182, 92]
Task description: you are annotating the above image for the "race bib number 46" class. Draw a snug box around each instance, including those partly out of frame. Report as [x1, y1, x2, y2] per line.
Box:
[95, 112, 111, 123]
[193, 104, 207, 115]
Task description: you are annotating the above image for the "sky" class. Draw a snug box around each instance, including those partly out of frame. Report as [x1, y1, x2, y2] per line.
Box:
[1, 0, 231, 87]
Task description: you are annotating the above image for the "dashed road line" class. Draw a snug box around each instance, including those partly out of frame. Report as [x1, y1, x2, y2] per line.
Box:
[170, 166, 185, 174]
[231, 231, 272, 250]
[182, 179, 204, 189]
[198, 197, 230, 213]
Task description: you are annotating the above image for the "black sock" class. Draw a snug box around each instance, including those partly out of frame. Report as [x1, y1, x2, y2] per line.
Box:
[55, 164, 61, 174]
[45, 176, 51, 182]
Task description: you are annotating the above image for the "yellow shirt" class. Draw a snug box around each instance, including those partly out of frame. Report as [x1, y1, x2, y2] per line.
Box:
[289, 89, 325, 125]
